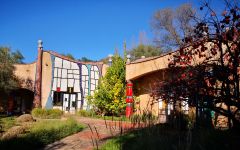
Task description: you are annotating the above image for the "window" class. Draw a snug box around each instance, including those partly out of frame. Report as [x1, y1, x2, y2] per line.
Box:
[53, 92, 63, 106]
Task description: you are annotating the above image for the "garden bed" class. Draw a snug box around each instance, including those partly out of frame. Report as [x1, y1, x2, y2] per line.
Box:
[0, 116, 84, 149]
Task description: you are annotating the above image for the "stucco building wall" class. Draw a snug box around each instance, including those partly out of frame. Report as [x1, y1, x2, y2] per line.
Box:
[41, 51, 53, 108]
[133, 70, 167, 116]
[14, 62, 36, 91]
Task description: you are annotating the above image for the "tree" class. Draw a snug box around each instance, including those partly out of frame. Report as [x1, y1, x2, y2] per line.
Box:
[88, 55, 126, 116]
[0, 47, 22, 92]
[128, 44, 162, 61]
[153, 0, 240, 129]
[12, 50, 24, 64]
[78, 57, 95, 62]
[61, 53, 75, 60]
[152, 3, 196, 51]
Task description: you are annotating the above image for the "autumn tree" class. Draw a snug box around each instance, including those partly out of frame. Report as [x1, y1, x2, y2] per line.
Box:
[153, 0, 240, 129]
[152, 3, 196, 51]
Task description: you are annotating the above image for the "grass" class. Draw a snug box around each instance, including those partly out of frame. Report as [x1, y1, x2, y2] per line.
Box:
[31, 108, 63, 119]
[0, 117, 84, 149]
[0, 116, 17, 132]
[100, 124, 240, 150]
[77, 110, 129, 121]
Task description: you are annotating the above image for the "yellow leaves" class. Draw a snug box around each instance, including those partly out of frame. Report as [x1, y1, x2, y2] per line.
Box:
[114, 99, 119, 103]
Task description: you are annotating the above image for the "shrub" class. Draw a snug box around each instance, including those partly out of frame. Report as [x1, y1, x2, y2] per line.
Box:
[16, 114, 35, 123]
[31, 108, 63, 119]
[77, 109, 95, 117]
[47, 109, 63, 119]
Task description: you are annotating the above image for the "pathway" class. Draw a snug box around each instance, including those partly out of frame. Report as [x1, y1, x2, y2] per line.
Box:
[42, 117, 134, 150]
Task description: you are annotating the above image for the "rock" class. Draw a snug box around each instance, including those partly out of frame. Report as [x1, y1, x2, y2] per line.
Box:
[1, 126, 28, 140]
[16, 114, 35, 123]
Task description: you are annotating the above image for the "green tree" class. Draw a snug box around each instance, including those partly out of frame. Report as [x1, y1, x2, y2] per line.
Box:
[89, 55, 126, 116]
[0, 47, 22, 92]
[78, 57, 95, 62]
[12, 50, 24, 64]
[61, 53, 75, 60]
[128, 44, 162, 61]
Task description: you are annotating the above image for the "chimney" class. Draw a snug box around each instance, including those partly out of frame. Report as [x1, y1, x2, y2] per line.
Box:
[33, 40, 43, 108]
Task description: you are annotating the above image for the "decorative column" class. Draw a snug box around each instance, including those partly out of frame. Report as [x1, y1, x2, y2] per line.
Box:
[126, 80, 133, 117]
[33, 40, 43, 108]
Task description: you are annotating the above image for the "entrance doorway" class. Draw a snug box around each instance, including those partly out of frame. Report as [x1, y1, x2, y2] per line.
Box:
[63, 93, 76, 113]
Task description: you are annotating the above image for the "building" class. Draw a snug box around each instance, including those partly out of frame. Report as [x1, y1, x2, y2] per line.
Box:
[125, 42, 234, 128]
[0, 41, 107, 114]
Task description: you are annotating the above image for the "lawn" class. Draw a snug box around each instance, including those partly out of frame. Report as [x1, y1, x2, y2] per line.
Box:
[0, 116, 84, 150]
[100, 124, 240, 150]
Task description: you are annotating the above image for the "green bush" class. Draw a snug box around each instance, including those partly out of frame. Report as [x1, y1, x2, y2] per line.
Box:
[31, 108, 63, 119]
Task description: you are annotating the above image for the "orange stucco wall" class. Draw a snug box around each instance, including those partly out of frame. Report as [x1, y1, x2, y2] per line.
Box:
[41, 51, 53, 108]
[14, 62, 36, 91]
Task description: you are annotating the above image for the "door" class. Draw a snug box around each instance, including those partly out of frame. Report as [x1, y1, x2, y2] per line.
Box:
[63, 93, 76, 113]
[69, 94, 76, 114]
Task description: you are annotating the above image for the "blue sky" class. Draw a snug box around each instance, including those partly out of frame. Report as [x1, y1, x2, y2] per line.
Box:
[1, 0, 220, 62]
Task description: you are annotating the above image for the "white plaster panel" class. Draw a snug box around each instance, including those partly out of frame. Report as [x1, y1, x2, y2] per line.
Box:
[52, 78, 57, 91]
[55, 57, 62, 68]
[83, 100, 88, 110]
[68, 70, 73, 73]
[71, 62, 79, 70]
[91, 84, 95, 91]
[63, 60, 71, 69]
[95, 72, 99, 79]
[57, 78, 61, 87]
[82, 65, 88, 75]
[62, 69, 67, 78]
[77, 100, 81, 109]
[54, 68, 58, 77]
[68, 74, 73, 78]
[51, 91, 54, 98]
[82, 81, 85, 90]
[77, 93, 82, 100]
[73, 70, 79, 74]
[74, 79, 80, 92]
[91, 71, 94, 79]
[93, 66, 98, 71]
[74, 74, 79, 79]
[68, 79, 74, 87]
[61, 78, 67, 91]
[58, 68, 62, 77]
